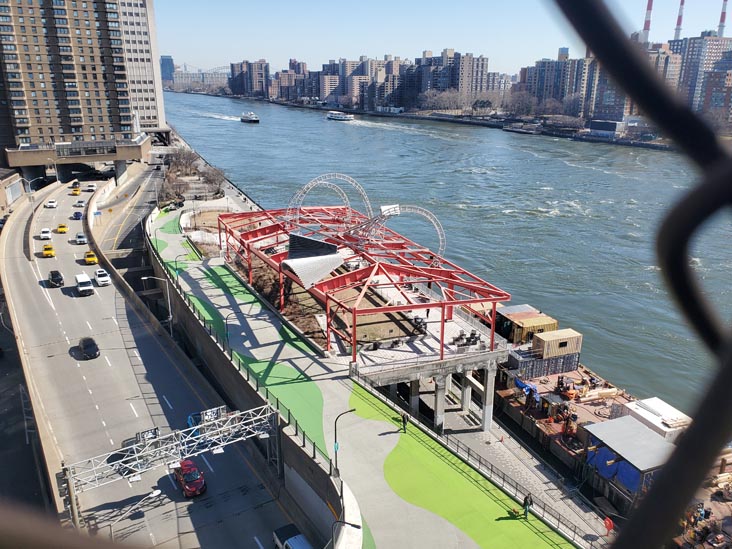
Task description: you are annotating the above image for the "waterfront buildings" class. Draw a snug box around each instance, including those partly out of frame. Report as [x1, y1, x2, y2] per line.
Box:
[0, 0, 167, 173]
[160, 54, 175, 86]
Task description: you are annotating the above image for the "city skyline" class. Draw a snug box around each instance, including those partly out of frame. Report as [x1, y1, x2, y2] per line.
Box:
[155, 0, 729, 74]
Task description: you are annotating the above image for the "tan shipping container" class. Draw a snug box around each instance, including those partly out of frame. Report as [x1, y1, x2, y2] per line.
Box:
[505, 313, 558, 344]
[532, 328, 583, 358]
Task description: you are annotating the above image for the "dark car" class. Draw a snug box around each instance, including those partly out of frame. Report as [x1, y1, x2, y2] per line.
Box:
[72, 211, 83, 220]
[173, 459, 206, 497]
[186, 412, 202, 436]
[78, 337, 100, 359]
[48, 270, 64, 287]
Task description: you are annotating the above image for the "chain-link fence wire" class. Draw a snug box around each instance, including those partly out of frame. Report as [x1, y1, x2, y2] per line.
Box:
[554, 2, 732, 548]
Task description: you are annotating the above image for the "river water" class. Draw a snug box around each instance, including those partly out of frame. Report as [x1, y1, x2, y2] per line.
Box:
[164, 91, 732, 414]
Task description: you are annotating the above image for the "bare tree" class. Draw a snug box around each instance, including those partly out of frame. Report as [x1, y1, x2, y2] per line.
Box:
[562, 93, 583, 118]
[201, 166, 226, 198]
[702, 108, 732, 136]
[507, 91, 537, 116]
[169, 147, 198, 177]
[538, 98, 563, 115]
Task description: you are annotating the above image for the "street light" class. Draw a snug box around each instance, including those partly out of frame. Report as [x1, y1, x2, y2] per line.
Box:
[224, 311, 238, 348]
[174, 253, 187, 280]
[19, 176, 44, 193]
[333, 408, 356, 478]
[141, 276, 172, 337]
[331, 520, 361, 548]
[110, 488, 162, 542]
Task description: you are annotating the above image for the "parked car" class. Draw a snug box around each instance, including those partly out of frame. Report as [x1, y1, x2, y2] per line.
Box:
[42, 244, 55, 257]
[39, 228, 52, 240]
[72, 211, 83, 220]
[48, 270, 64, 288]
[172, 459, 206, 497]
[57, 223, 68, 234]
[84, 251, 98, 265]
[75, 232, 87, 245]
[94, 268, 110, 286]
[45, 199, 58, 208]
[78, 337, 100, 359]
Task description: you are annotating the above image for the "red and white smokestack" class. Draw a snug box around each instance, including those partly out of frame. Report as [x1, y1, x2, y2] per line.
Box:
[720, 0, 728, 37]
[642, 0, 653, 44]
[674, 0, 685, 40]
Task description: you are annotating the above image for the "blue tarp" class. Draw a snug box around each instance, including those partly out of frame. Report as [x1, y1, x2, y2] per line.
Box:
[586, 435, 642, 494]
[615, 461, 641, 493]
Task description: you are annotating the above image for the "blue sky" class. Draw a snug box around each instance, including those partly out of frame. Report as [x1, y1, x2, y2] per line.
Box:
[154, 1, 727, 75]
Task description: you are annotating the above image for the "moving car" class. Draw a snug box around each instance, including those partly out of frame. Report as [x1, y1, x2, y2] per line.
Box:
[172, 459, 206, 497]
[273, 524, 314, 549]
[78, 336, 100, 359]
[75, 232, 87, 245]
[39, 228, 52, 240]
[74, 199, 85, 208]
[70, 180, 81, 189]
[72, 211, 83, 220]
[57, 223, 68, 234]
[94, 268, 110, 286]
[48, 270, 64, 288]
[42, 244, 55, 257]
[71, 188, 81, 196]
[84, 251, 98, 265]
[45, 199, 58, 208]
[75, 273, 94, 296]
[86, 183, 97, 192]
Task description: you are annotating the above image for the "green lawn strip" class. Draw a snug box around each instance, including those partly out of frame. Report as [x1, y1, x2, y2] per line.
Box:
[278, 325, 313, 356]
[360, 519, 376, 549]
[204, 265, 260, 304]
[182, 239, 201, 260]
[187, 294, 224, 338]
[234, 350, 326, 455]
[159, 213, 182, 234]
[349, 385, 572, 549]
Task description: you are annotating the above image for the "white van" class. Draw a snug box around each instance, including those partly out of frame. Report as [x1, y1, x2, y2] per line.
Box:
[75, 273, 94, 296]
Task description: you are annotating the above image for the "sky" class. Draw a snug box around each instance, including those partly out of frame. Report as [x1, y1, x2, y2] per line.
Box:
[154, 1, 728, 75]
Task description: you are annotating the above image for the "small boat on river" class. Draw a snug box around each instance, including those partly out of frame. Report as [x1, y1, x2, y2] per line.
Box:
[327, 111, 355, 121]
[241, 112, 260, 123]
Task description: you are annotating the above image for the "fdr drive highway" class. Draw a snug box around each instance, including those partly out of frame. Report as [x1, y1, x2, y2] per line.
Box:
[0, 168, 289, 548]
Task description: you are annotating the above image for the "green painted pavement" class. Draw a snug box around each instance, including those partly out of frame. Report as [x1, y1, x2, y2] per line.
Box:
[152, 238, 167, 254]
[360, 519, 376, 549]
[349, 385, 572, 549]
[159, 213, 182, 234]
[187, 294, 224, 337]
[203, 266, 260, 304]
[182, 239, 201, 260]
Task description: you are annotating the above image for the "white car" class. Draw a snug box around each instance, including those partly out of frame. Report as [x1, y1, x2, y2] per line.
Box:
[39, 228, 52, 240]
[75, 232, 87, 245]
[94, 268, 111, 286]
[45, 199, 58, 209]
[74, 200, 85, 208]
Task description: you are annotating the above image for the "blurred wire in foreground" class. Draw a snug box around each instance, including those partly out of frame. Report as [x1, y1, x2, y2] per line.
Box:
[554, 1, 732, 548]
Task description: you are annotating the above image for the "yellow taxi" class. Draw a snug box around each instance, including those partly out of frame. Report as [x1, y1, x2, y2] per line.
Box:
[84, 251, 98, 265]
[42, 244, 55, 258]
[71, 187, 81, 196]
[57, 223, 68, 234]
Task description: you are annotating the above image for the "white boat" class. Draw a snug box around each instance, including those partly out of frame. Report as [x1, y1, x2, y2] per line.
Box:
[327, 111, 355, 121]
[240, 112, 259, 123]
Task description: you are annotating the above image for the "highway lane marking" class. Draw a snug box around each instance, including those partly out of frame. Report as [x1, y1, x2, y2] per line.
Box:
[65, 336, 70, 344]
[105, 356, 111, 367]
[253, 537, 264, 549]
[162, 395, 173, 410]
[109, 438, 114, 446]
[88, 389, 93, 395]
[201, 454, 214, 473]
[95, 404, 99, 410]
[86, 321, 93, 330]
[30, 260, 56, 311]
[112, 317, 118, 326]
[101, 420, 106, 427]
[82, 375, 86, 381]
[129, 402, 139, 417]
[133, 350, 140, 357]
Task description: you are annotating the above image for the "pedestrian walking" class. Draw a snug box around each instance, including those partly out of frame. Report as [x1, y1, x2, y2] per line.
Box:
[523, 494, 533, 519]
[401, 411, 408, 433]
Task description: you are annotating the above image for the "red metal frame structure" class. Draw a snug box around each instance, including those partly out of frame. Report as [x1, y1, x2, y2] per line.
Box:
[219, 206, 511, 363]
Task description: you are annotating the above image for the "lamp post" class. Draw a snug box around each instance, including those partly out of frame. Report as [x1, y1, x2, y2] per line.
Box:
[174, 253, 187, 280]
[19, 176, 44, 193]
[331, 520, 361, 548]
[333, 408, 356, 478]
[224, 311, 238, 348]
[110, 489, 162, 542]
[141, 276, 172, 337]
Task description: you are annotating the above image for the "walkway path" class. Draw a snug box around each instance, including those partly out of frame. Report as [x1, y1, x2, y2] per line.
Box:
[145, 186, 606, 548]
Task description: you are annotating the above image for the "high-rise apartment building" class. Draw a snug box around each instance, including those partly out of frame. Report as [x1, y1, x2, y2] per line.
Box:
[672, 31, 732, 110]
[160, 54, 174, 84]
[229, 59, 270, 97]
[0, 0, 166, 173]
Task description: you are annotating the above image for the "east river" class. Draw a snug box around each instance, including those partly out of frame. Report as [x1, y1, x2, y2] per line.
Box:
[164, 91, 732, 415]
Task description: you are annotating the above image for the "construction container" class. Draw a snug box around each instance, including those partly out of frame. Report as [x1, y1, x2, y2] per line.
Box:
[506, 349, 580, 379]
[532, 328, 583, 359]
[502, 312, 558, 344]
[621, 397, 691, 443]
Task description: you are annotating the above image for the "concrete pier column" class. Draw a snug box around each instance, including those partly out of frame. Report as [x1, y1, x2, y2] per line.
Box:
[445, 373, 453, 395]
[389, 383, 398, 402]
[461, 372, 473, 412]
[481, 362, 497, 432]
[114, 159, 127, 186]
[409, 380, 420, 416]
[434, 375, 446, 434]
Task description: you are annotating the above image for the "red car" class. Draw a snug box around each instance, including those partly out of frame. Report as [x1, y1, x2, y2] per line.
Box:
[173, 459, 206, 497]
